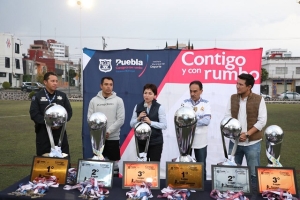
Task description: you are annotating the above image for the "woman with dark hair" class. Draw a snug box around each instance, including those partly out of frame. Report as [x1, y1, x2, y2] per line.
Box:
[130, 83, 167, 161]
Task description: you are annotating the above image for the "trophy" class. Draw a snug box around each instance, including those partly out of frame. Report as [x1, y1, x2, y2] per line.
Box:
[173, 106, 197, 162]
[44, 103, 68, 158]
[219, 117, 242, 166]
[264, 125, 284, 167]
[87, 112, 107, 160]
[134, 122, 152, 161]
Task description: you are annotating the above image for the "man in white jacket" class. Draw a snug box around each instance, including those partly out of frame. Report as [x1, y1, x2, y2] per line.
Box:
[87, 76, 125, 175]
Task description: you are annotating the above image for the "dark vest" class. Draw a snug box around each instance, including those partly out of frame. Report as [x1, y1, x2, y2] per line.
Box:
[231, 92, 263, 141]
[136, 100, 163, 146]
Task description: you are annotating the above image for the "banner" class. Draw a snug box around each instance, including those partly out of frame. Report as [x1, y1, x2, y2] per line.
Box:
[82, 48, 262, 179]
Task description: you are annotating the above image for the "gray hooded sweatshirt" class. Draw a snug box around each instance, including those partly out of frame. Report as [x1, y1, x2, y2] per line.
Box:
[87, 91, 125, 140]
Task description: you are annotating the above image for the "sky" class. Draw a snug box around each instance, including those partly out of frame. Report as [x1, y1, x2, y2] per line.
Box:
[1, 0, 300, 60]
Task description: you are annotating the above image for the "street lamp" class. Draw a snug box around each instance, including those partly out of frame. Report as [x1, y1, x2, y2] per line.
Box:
[68, 0, 93, 94]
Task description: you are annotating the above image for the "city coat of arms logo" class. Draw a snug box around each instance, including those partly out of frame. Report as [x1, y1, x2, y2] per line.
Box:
[99, 59, 112, 73]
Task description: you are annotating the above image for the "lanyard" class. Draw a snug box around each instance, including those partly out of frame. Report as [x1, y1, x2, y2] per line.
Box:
[44, 89, 56, 104]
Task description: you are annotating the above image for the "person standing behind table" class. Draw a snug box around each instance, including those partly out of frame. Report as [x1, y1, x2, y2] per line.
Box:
[224, 73, 267, 185]
[130, 83, 167, 162]
[87, 76, 125, 175]
[181, 80, 211, 181]
[29, 72, 73, 159]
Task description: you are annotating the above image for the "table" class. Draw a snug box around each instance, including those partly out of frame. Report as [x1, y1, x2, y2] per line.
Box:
[0, 176, 269, 200]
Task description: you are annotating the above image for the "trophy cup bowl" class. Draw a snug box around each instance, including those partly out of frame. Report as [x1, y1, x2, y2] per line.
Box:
[44, 104, 68, 127]
[264, 125, 284, 167]
[88, 112, 107, 160]
[44, 103, 68, 158]
[219, 117, 242, 165]
[220, 117, 241, 139]
[134, 122, 152, 161]
[173, 106, 197, 162]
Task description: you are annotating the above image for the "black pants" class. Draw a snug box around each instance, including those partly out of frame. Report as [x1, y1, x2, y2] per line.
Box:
[35, 125, 71, 167]
[138, 143, 163, 162]
[102, 140, 120, 161]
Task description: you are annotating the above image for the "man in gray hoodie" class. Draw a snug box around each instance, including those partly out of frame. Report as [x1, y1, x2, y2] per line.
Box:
[87, 76, 125, 175]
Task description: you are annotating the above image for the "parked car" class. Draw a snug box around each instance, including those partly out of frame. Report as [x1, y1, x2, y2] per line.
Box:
[260, 93, 271, 101]
[277, 92, 300, 100]
[21, 82, 44, 92]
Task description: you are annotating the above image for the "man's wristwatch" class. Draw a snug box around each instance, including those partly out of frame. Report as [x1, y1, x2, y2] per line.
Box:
[245, 132, 249, 138]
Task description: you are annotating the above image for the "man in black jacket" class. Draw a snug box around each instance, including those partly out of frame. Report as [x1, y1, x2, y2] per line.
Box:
[29, 72, 73, 158]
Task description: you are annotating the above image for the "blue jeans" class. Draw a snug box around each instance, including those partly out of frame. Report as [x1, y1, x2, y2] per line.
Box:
[191, 146, 207, 180]
[228, 141, 261, 178]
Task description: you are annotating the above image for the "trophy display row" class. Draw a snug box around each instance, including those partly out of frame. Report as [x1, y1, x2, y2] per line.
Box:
[30, 104, 297, 196]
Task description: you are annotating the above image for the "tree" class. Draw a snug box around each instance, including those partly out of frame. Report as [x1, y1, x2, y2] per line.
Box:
[165, 42, 168, 49]
[69, 69, 76, 86]
[176, 39, 178, 49]
[23, 74, 31, 82]
[36, 73, 45, 84]
[261, 68, 269, 83]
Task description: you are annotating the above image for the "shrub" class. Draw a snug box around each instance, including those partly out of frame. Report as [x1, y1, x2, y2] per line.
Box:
[2, 81, 10, 89]
[29, 91, 36, 99]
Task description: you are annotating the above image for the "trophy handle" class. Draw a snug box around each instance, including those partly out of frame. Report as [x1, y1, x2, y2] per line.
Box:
[220, 130, 228, 159]
[45, 124, 55, 149]
[57, 123, 66, 147]
[230, 138, 239, 158]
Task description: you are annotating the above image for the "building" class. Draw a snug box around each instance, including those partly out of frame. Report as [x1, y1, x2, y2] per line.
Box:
[261, 49, 300, 97]
[48, 39, 69, 59]
[0, 33, 23, 87]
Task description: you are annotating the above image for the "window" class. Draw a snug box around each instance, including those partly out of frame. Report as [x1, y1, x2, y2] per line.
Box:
[15, 59, 20, 69]
[275, 67, 287, 74]
[0, 72, 6, 77]
[15, 43, 20, 54]
[5, 57, 10, 68]
[296, 67, 300, 74]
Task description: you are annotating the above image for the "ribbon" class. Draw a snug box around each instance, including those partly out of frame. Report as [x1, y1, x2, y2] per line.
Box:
[266, 150, 282, 167]
[63, 177, 108, 199]
[92, 145, 105, 160]
[262, 189, 297, 200]
[157, 186, 190, 200]
[210, 189, 249, 200]
[7, 176, 59, 198]
[126, 182, 153, 200]
[66, 168, 77, 185]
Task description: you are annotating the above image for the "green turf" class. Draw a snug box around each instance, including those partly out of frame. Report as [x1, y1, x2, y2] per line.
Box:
[0, 101, 299, 191]
[0, 100, 83, 190]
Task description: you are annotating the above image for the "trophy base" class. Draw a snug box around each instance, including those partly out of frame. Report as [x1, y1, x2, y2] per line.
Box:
[172, 155, 196, 162]
[42, 153, 68, 158]
[91, 155, 105, 160]
[218, 156, 237, 166]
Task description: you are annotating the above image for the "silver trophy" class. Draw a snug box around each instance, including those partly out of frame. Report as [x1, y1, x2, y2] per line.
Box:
[134, 122, 152, 161]
[219, 117, 242, 166]
[265, 125, 284, 167]
[173, 106, 197, 162]
[87, 112, 107, 160]
[44, 103, 68, 158]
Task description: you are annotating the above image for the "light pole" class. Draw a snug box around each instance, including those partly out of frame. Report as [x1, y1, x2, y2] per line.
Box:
[69, 0, 93, 94]
[77, 0, 83, 94]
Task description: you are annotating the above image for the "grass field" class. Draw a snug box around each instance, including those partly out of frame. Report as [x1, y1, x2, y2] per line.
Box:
[0, 100, 299, 191]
